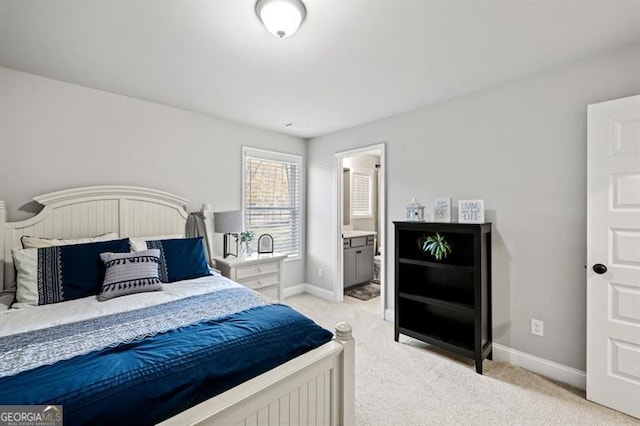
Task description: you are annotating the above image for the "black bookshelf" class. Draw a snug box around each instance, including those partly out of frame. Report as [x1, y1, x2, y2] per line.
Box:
[394, 221, 492, 374]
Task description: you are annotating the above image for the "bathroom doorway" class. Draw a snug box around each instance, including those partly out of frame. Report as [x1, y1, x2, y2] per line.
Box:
[334, 144, 386, 319]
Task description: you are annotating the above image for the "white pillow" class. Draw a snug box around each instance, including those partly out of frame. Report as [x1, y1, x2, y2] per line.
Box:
[130, 234, 183, 252]
[11, 248, 39, 305]
[21, 232, 119, 249]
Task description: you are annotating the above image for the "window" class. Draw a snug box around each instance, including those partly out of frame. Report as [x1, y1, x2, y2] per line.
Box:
[243, 147, 302, 259]
[351, 169, 373, 218]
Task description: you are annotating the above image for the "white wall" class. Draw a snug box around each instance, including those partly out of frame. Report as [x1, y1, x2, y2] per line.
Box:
[306, 42, 640, 371]
[0, 67, 306, 287]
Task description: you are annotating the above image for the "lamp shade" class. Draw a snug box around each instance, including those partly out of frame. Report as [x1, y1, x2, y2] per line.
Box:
[213, 210, 243, 233]
[256, 0, 306, 38]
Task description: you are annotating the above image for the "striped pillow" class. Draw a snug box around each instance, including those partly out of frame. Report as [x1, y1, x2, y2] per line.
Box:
[98, 249, 163, 301]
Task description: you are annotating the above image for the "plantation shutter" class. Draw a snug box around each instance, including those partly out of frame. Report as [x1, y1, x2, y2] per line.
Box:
[243, 148, 302, 258]
[351, 170, 372, 217]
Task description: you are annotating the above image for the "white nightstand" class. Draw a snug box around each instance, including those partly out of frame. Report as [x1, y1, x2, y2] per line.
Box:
[214, 253, 287, 302]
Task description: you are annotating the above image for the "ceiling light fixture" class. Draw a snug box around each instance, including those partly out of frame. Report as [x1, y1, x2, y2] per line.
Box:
[256, 0, 307, 39]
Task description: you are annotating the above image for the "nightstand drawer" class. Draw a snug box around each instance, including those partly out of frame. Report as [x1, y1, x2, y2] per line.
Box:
[213, 253, 287, 303]
[239, 274, 279, 290]
[236, 262, 280, 280]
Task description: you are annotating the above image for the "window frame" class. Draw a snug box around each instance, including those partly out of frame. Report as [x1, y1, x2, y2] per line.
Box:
[242, 146, 304, 262]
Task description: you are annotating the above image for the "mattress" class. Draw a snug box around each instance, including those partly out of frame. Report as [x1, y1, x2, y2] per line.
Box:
[0, 274, 332, 425]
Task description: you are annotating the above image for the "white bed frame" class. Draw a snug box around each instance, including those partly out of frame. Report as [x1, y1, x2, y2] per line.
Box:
[0, 186, 355, 426]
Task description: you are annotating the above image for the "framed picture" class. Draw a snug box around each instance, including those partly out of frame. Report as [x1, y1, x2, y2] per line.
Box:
[458, 200, 485, 223]
[257, 234, 274, 254]
[433, 197, 451, 222]
[223, 233, 239, 258]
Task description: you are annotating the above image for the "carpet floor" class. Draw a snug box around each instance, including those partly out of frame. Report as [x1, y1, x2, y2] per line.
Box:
[286, 293, 637, 426]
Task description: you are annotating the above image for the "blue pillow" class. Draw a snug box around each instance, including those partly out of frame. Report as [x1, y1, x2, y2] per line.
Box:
[13, 238, 131, 306]
[146, 237, 210, 283]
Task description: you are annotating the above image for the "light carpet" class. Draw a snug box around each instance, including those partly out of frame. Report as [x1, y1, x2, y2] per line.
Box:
[286, 293, 637, 426]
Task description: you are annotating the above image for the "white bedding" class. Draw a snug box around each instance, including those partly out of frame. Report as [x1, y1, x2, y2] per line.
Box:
[0, 273, 241, 338]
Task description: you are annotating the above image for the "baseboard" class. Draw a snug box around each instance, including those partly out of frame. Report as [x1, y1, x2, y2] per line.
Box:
[283, 284, 306, 298]
[492, 343, 586, 390]
[302, 283, 335, 301]
[384, 309, 394, 322]
[283, 283, 335, 301]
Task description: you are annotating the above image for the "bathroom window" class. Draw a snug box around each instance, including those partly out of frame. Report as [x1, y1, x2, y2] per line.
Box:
[351, 169, 373, 218]
[243, 147, 302, 260]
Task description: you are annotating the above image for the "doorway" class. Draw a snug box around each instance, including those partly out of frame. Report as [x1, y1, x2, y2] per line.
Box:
[334, 144, 386, 319]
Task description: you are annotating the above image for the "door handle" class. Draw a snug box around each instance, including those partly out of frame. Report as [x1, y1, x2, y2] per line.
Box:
[592, 264, 608, 275]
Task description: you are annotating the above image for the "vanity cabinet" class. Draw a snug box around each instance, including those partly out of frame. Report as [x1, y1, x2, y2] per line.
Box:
[343, 234, 375, 287]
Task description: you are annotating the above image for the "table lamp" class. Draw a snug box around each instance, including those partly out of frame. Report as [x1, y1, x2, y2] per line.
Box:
[213, 210, 243, 258]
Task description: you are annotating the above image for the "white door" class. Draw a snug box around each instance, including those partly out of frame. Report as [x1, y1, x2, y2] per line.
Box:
[587, 94, 640, 418]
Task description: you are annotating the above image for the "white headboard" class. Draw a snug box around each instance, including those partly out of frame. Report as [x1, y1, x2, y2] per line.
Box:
[0, 186, 196, 307]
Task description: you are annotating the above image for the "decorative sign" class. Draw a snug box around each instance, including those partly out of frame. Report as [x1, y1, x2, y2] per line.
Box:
[458, 200, 485, 223]
[433, 197, 451, 223]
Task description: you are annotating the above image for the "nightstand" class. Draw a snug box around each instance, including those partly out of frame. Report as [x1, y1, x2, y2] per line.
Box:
[214, 253, 287, 302]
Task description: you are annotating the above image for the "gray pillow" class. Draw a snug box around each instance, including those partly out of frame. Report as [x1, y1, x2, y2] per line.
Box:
[98, 249, 163, 301]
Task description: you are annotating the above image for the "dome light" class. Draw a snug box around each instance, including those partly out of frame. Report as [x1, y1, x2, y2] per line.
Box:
[256, 0, 307, 39]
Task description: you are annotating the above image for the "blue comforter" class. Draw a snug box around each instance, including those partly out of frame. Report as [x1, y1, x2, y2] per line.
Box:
[0, 291, 332, 425]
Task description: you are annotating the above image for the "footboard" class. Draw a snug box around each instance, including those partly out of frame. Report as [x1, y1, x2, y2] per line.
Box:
[160, 323, 355, 426]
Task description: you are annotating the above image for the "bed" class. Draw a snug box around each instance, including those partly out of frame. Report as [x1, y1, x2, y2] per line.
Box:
[0, 186, 354, 426]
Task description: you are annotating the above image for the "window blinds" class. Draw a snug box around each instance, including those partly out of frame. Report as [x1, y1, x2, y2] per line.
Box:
[351, 171, 372, 217]
[244, 150, 302, 258]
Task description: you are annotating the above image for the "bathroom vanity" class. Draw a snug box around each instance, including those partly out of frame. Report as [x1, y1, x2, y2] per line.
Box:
[343, 231, 376, 288]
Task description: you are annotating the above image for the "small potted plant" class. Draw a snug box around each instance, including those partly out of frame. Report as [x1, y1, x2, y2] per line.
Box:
[240, 231, 255, 255]
[417, 233, 453, 260]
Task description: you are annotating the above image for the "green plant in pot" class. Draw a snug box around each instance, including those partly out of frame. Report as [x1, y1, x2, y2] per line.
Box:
[417, 233, 453, 260]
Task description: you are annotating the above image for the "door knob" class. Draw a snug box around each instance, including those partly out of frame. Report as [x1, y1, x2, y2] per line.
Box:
[592, 264, 608, 274]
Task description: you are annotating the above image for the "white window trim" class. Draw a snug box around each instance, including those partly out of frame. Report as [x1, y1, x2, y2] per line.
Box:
[350, 168, 374, 219]
[242, 146, 304, 262]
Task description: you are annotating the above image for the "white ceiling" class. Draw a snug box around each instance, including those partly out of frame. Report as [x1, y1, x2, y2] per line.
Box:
[1, 0, 639, 138]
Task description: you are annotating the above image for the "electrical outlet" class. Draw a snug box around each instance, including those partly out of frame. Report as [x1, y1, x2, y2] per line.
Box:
[531, 319, 544, 337]
[318, 268, 323, 278]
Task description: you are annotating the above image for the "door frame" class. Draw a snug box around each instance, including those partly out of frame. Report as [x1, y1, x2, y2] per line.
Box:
[334, 143, 386, 319]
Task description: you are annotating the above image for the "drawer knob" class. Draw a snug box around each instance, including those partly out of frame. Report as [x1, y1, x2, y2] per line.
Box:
[257, 267, 262, 272]
[257, 280, 262, 285]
